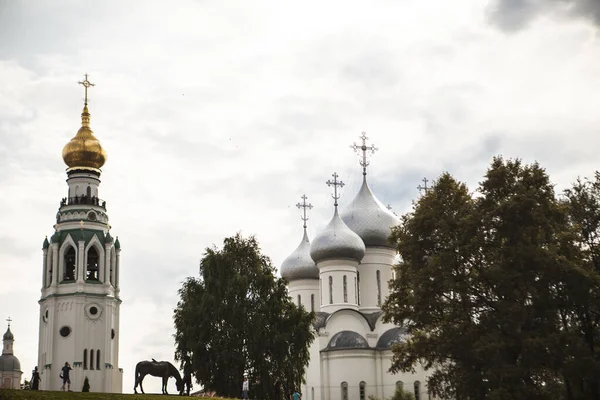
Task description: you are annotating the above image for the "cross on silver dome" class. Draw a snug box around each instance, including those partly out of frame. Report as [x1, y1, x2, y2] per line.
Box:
[326, 172, 344, 207]
[417, 177, 431, 195]
[296, 194, 313, 229]
[5, 317, 11, 328]
[351, 132, 378, 176]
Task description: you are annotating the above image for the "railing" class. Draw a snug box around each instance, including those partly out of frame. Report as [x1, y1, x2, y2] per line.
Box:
[60, 196, 106, 209]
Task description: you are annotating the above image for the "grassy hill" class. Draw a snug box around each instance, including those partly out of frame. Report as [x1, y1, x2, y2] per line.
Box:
[0, 390, 234, 400]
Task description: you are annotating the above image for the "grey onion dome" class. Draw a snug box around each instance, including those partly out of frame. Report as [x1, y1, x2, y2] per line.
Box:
[376, 327, 407, 349]
[281, 230, 319, 281]
[3, 327, 13, 341]
[327, 330, 369, 349]
[0, 355, 21, 372]
[310, 209, 365, 264]
[341, 177, 400, 248]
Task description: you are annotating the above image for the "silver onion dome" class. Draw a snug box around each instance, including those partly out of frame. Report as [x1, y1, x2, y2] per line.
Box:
[310, 209, 366, 264]
[341, 177, 400, 248]
[281, 230, 319, 281]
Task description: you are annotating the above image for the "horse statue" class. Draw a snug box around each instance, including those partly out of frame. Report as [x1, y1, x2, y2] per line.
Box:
[134, 359, 184, 395]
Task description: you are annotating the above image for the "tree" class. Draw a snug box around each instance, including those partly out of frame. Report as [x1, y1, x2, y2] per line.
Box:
[82, 376, 90, 392]
[173, 234, 314, 400]
[382, 158, 577, 400]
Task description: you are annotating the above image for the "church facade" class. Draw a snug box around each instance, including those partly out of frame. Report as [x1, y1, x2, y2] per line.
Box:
[37, 76, 123, 392]
[281, 134, 436, 400]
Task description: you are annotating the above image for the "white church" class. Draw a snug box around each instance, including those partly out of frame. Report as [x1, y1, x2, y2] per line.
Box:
[281, 135, 436, 400]
[37, 76, 123, 392]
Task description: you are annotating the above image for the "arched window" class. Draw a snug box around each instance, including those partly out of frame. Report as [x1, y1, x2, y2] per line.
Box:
[311, 294, 315, 312]
[110, 252, 115, 285]
[83, 349, 88, 370]
[90, 349, 94, 370]
[87, 247, 99, 281]
[341, 382, 348, 400]
[297, 294, 301, 307]
[343, 275, 348, 303]
[396, 381, 403, 390]
[96, 349, 101, 370]
[357, 272, 361, 305]
[64, 247, 76, 281]
[414, 381, 421, 400]
[359, 381, 366, 400]
[320, 278, 323, 305]
[311, 387, 314, 400]
[86, 186, 92, 197]
[354, 277, 357, 303]
[329, 276, 333, 304]
[376, 270, 381, 306]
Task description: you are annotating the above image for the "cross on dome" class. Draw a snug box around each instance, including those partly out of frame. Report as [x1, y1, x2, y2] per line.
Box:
[417, 177, 431, 195]
[6, 317, 11, 328]
[351, 132, 378, 176]
[326, 172, 345, 208]
[296, 194, 313, 229]
[78, 73, 95, 105]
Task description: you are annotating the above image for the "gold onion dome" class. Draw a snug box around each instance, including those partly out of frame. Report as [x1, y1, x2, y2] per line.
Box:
[62, 103, 107, 169]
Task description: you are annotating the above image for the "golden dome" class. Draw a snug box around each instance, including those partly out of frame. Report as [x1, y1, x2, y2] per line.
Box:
[62, 104, 107, 170]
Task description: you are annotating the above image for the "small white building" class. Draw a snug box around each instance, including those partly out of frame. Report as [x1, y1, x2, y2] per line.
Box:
[0, 322, 23, 389]
[37, 77, 123, 393]
[281, 136, 437, 400]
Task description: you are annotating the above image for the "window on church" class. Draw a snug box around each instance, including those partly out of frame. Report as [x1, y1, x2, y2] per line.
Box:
[311, 387, 314, 400]
[110, 252, 115, 286]
[357, 272, 361, 305]
[90, 349, 94, 370]
[96, 349, 101, 370]
[359, 381, 366, 400]
[414, 381, 421, 400]
[87, 247, 99, 281]
[311, 294, 315, 312]
[396, 381, 403, 390]
[376, 270, 381, 306]
[320, 278, 323, 305]
[343, 275, 348, 302]
[329, 276, 333, 304]
[298, 295, 301, 307]
[354, 277, 357, 303]
[86, 186, 92, 197]
[64, 247, 76, 281]
[83, 349, 87, 370]
[341, 382, 348, 400]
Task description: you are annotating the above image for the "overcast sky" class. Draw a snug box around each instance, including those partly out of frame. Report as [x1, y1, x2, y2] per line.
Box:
[1, 0, 600, 394]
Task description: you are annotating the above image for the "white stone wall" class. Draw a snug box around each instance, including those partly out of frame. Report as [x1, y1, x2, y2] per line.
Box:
[318, 260, 359, 313]
[357, 248, 395, 313]
[66, 172, 101, 198]
[288, 279, 320, 312]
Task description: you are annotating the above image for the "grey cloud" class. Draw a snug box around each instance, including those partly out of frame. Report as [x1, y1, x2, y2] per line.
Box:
[487, 0, 600, 32]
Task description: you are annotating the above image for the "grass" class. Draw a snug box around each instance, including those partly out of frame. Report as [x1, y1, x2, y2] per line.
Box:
[0, 390, 235, 400]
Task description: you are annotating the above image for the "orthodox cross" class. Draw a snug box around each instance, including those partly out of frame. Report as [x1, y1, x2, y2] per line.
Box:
[296, 194, 313, 229]
[326, 172, 345, 207]
[351, 132, 378, 176]
[386, 204, 398, 216]
[78, 74, 95, 104]
[6, 317, 11, 328]
[417, 177, 431, 195]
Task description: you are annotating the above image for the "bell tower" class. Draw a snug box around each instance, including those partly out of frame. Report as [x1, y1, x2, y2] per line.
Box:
[38, 75, 123, 393]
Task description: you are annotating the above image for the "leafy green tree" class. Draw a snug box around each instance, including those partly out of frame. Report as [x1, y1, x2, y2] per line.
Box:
[383, 158, 576, 400]
[82, 376, 90, 392]
[173, 234, 314, 400]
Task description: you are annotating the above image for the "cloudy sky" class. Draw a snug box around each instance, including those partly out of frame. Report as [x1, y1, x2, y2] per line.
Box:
[1, 0, 600, 394]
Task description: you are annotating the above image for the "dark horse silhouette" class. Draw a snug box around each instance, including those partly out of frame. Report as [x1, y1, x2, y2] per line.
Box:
[134, 359, 184, 395]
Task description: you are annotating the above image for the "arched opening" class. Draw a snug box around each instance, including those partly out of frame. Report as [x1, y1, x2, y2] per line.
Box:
[328, 276, 333, 304]
[83, 349, 88, 370]
[376, 270, 381, 306]
[414, 381, 421, 400]
[297, 294, 301, 307]
[87, 247, 99, 281]
[96, 349, 101, 370]
[354, 277, 357, 303]
[357, 271, 361, 305]
[311, 387, 314, 400]
[64, 247, 76, 281]
[341, 382, 348, 400]
[311, 294, 315, 312]
[90, 349, 94, 370]
[110, 251, 115, 285]
[343, 275, 348, 303]
[359, 381, 366, 400]
[396, 381, 403, 390]
[86, 186, 92, 197]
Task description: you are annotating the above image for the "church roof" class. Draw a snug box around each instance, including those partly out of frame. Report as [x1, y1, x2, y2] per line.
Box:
[281, 230, 319, 281]
[325, 330, 369, 350]
[341, 177, 400, 248]
[0, 354, 21, 373]
[376, 327, 408, 349]
[310, 209, 365, 264]
[3, 327, 13, 341]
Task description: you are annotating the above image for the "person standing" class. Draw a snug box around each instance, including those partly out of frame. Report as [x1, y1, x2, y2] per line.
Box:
[242, 375, 249, 399]
[31, 366, 40, 390]
[290, 388, 301, 400]
[60, 362, 72, 391]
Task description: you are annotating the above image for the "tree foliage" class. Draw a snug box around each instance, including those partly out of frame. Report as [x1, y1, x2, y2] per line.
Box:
[82, 376, 90, 392]
[382, 157, 600, 400]
[173, 234, 314, 400]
